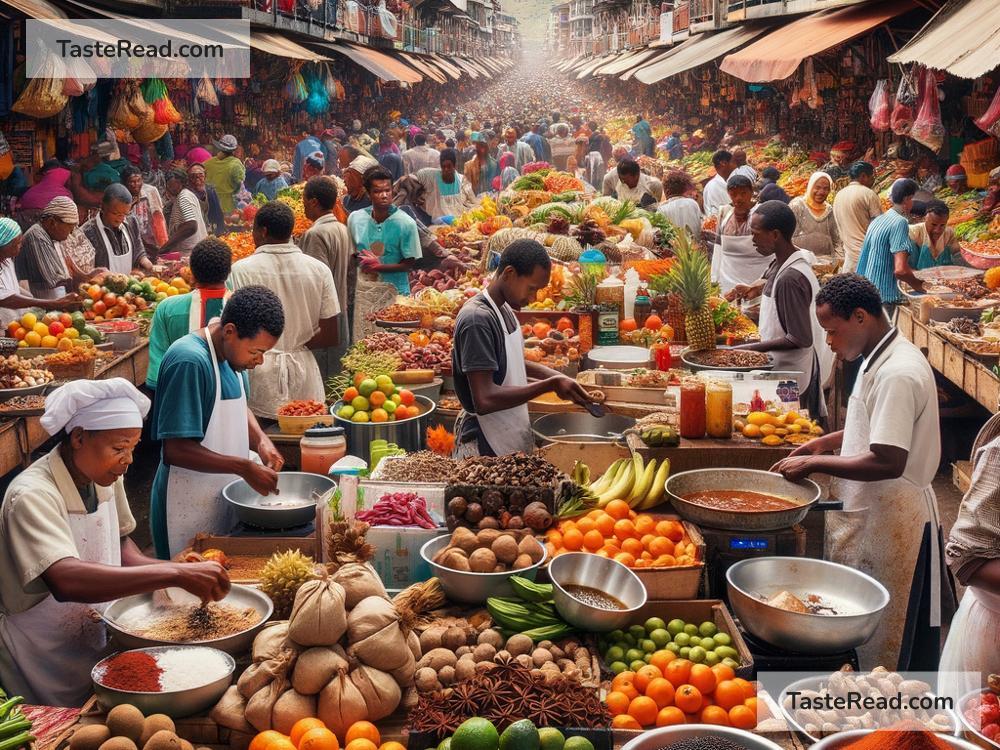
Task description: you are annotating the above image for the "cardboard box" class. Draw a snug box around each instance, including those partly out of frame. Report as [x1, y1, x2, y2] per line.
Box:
[184, 534, 316, 585]
[366, 525, 449, 589]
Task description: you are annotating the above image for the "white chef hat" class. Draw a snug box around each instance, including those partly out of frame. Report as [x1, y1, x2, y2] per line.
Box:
[41, 378, 151, 435]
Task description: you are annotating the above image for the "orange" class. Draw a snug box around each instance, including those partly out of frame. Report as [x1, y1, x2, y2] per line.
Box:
[343, 742, 377, 750]
[634, 664, 663, 693]
[650, 650, 676, 674]
[620, 318, 638, 333]
[605, 690, 630, 716]
[250, 731, 287, 750]
[613, 518, 636, 540]
[24, 331, 41, 347]
[745, 696, 766, 719]
[733, 677, 756, 700]
[700, 705, 731, 726]
[398, 389, 415, 406]
[634, 514, 655, 535]
[379, 745, 406, 750]
[605, 499, 631, 520]
[627, 695, 658, 727]
[664, 658, 692, 688]
[345, 723, 379, 745]
[655, 520, 685, 542]
[688, 664, 717, 695]
[674, 684, 702, 714]
[547, 530, 563, 548]
[649, 537, 675, 557]
[640, 534, 657, 550]
[621, 537, 643, 557]
[299, 728, 339, 750]
[583, 529, 605, 551]
[370, 409, 388, 423]
[562, 528, 584, 551]
[586, 508, 605, 519]
[714, 680, 746, 711]
[645, 677, 676, 709]
[711, 664, 736, 684]
[290, 719, 327, 747]
[268, 740, 297, 750]
[594, 513, 615, 536]
[343, 387, 359, 402]
[633, 558, 651, 569]
[613, 552, 636, 567]
[611, 715, 642, 730]
[594, 549, 610, 558]
[576, 516, 595, 534]
[729, 704, 757, 730]
[5, 321, 18, 337]
[656, 706, 686, 727]
[654, 554, 677, 567]
[369, 391, 386, 408]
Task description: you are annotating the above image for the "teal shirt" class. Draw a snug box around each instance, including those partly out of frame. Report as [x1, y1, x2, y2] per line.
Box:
[347, 205, 421, 294]
[150, 333, 249, 558]
[908, 223, 961, 270]
[146, 293, 226, 389]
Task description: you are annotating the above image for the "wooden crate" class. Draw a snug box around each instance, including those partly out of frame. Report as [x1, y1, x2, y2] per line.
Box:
[631, 515, 704, 600]
[183, 534, 316, 584]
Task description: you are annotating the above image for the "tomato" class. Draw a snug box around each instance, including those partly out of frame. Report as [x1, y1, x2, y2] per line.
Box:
[93, 301, 107, 315]
[620, 318, 638, 332]
[59, 313, 73, 327]
[102, 293, 118, 308]
[88, 285, 103, 301]
[48, 322, 64, 336]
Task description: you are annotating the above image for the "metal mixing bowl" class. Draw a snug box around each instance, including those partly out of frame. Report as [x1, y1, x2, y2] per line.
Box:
[532, 412, 635, 444]
[665, 468, 821, 531]
[224, 472, 335, 529]
[726, 557, 889, 654]
[549, 553, 646, 632]
[812, 729, 980, 750]
[621, 725, 785, 750]
[681, 345, 774, 372]
[420, 534, 547, 604]
[92, 646, 234, 718]
[102, 584, 273, 656]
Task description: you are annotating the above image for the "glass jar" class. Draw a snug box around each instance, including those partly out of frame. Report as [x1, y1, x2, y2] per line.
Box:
[300, 426, 347, 475]
[679, 378, 706, 439]
[634, 294, 651, 329]
[705, 380, 733, 439]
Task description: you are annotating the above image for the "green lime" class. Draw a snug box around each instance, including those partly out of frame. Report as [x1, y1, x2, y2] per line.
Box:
[689, 646, 707, 664]
[715, 646, 738, 660]
[683, 623, 699, 637]
[609, 629, 626, 642]
[649, 628, 671, 648]
[667, 618, 686, 636]
[438, 741, 452, 750]
[452, 717, 500, 750]
[665, 642, 680, 654]
[699, 621, 718, 637]
[679, 646, 691, 659]
[538, 728, 565, 750]
[605, 646, 625, 663]
[623, 633, 637, 646]
[500, 719, 539, 750]
[640, 639, 657, 653]
[609, 661, 628, 674]
[337, 405, 355, 419]
[351, 395, 369, 411]
[673, 632, 690, 647]
[700, 637, 719, 651]
[643, 653, 653, 663]
[563, 738, 595, 750]
[722, 657, 741, 670]
[625, 648, 644, 664]
[713, 632, 733, 647]
[704, 651, 720, 667]
[383, 399, 397, 414]
[644, 617, 667, 633]
[629, 660, 646, 672]
[629, 625, 647, 641]
[359, 378, 378, 397]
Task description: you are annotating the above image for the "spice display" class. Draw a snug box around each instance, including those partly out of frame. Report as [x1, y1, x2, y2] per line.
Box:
[374, 451, 457, 483]
[277, 400, 327, 417]
[356, 492, 436, 529]
[432, 529, 544, 573]
[837, 722, 955, 749]
[118, 602, 262, 642]
[452, 453, 562, 487]
[686, 350, 770, 369]
[94, 647, 232, 693]
[0, 356, 52, 389]
[0, 395, 46, 412]
[445, 485, 554, 532]
[94, 650, 163, 692]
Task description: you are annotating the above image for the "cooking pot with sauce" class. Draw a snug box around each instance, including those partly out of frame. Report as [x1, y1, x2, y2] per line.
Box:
[665, 468, 821, 531]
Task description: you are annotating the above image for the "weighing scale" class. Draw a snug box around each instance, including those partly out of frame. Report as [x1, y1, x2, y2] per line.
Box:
[701, 524, 807, 600]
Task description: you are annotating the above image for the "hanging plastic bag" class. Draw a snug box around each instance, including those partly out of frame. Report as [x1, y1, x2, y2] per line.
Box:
[911, 68, 945, 152]
[0, 132, 13, 181]
[62, 58, 96, 97]
[13, 51, 68, 119]
[376, 0, 397, 38]
[891, 68, 916, 136]
[975, 83, 1000, 138]
[343, 0, 361, 33]
[284, 69, 308, 103]
[196, 73, 219, 107]
[869, 79, 891, 132]
[303, 67, 329, 116]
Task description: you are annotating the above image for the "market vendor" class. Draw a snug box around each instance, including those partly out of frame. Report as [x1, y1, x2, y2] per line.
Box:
[17, 197, 100, 300]
[453, 239, 598, 458]
[710, 175, 771, 294]
[772, 273, 948, 670]
[0, 378, 230, 706]
[943, 164, 968, 195]
[980, 166, 1000, 219]
[464, 135, 499, 195]
[613, 159, 661, 208]
[414, 148, 478, 222]
[702, 150, 734, 216]
[81, 184, 155, 275]
[342, 155, 378, 214]
[727, 201, 833, 418]
[789, 172, 841, 262]
[907, 200, 963, 270]
[0, 219, 82, 315]
[150, 286, 286, 559]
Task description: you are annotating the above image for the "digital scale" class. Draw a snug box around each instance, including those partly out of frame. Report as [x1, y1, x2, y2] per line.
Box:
[700, 524, 807, 601]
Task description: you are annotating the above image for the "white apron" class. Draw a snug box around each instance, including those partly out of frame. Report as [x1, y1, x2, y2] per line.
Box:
[427, 175, 470, 221]
[826, 332, 942, 670]
[163, 328, 249, 557]
[454, 293, 535, 457]
[0, 494, 120, 706]
[758, 250, 834, 393]
[94, 213, 135, 274]
[712, 209, 772, 294]
[0, 261, 27, 320]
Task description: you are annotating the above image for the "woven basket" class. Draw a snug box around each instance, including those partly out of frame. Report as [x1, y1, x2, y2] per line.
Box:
[45, 357, 97, 381]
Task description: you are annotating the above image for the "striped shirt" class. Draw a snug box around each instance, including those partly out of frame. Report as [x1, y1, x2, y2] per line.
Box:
[946, 433, 1000, 585]
[855, 207, 911, 304]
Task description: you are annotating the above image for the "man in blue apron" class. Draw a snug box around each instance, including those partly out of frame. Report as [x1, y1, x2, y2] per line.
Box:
[771, 274, 951, 670]
[452, 239, 598, 458]
[150, 286, 286, 558]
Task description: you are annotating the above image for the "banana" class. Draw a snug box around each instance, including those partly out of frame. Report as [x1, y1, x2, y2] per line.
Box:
[588, 459, 623, 495]
[638, 457, 672, 510]
[572, 460, 591, 486]
[598, 461, 634, 506]
[629, 457, 658, 507]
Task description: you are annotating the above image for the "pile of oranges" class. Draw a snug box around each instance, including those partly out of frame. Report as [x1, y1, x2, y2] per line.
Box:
[6, 311, 81, 350]
[544, 500, 699, 569]
[223, 231, 256, 262]
[606, 658, 762, 730]
[249, 718, 403, 750]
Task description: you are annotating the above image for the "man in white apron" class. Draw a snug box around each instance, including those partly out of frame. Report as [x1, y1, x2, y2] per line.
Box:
[772, 274, 948, 670]
[452, 239, 598, 458]
[80, 184, 153, 275]
[0, 378, 230, 706]
[414, 149, 477, 223]
[150, 286, 285, 559]
[709, 176, 771, 295]
[728, 201, 832, 418]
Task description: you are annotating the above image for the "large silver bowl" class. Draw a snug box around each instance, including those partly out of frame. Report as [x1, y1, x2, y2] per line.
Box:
[421, 534, 547, 604]
[102, 584, 273, 656]
[665, 468, 821, 531]
[223, 472, 335, 529]
[92, 646, 234, 718]
[621, 725, 785, 750]
[549, 553, 646, 632]
[681, 345, 774, 372]
[727, 557, 890, 654]
[812, 729, 980, 749]
[532, 412, 635, 444]
[957, 688, 1000, 748]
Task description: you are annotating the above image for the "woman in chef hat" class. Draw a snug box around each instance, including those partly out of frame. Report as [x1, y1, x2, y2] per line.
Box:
[0, 378, 230, 707]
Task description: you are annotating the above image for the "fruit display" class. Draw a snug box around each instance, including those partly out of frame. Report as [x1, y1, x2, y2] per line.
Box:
[445, 485, 554, 532]
[600, 617, 741, 675]
[275, 186, 314, 237]
[659, 235, 715, 352]
[416, 716, 599, 750]
[277, 401, 328, 417]
[0, 355, 52, 389]
[522, 320, 582, 364]
[733, 410, 824, 446]
[334, 375, 421, 423]
[79, 274, 189, 320]
[604, 658, 759, 730]
[431, 528, 544, 573]
[6, 310, 102, 349]
[545, 501, 699, 571]
[244, 718, 393, 750]
[221, 231, 255, 262]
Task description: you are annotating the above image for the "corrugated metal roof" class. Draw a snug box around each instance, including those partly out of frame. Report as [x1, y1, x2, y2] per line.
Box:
[636, 24, 769, 85]
[888, 0, 1000, 79]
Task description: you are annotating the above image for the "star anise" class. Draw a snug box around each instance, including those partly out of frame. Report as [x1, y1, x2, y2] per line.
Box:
[527, 698, 564, 727]
[487, 701, 522, 731]
[449, 682, 481, 716]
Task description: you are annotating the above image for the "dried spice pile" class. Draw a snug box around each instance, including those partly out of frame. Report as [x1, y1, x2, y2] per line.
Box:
[376, 452, 458, 483]
[408, 657, 609, 739]
[453, 453, 562, 487]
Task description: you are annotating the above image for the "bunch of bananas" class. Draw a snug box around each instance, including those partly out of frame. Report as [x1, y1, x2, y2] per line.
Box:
[586, 454, 671, 511]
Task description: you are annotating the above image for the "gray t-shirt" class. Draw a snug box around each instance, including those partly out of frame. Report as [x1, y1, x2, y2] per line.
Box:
[452, 292, 518, 453]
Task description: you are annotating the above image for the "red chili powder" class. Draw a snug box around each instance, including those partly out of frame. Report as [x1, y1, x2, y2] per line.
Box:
[99, 651, 163, 692]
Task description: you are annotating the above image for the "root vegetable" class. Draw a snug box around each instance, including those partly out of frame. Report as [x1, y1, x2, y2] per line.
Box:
[477, 629, 504, 648]
[469, 548, 497, 573]
[506, 634, 533, 656]
[438, 665, 456, 686]
[455, 658, 477, 683]
[107, 705, 144, 744]
[476, 528, 502, 546]
[452, 527, 478, 554]
[419, 625, 448, 653]
[513, 554, 533, 570]
[417, 648, 458, 672]
[532, 648, 553, 668]
[456, 646, 472, 657]
[441, 626, 469, 652]
[472, 643, 497, 663]
[491, 535, 519, 565]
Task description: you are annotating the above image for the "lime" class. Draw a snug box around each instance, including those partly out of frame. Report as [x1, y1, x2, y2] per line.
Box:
[699, 621, 718, 638]
[722, 657, 740, 670]
[358, 378, 378, 397]
[649, 628, 670, 648]
[713, 632, 733, 647]
[688, 646, 706, 663]
[629, 659, 646, 672]
[683, 623, 699, 637]
[563, 738, 594, 750]
[383, 399, 397, 414]
[351, 411, 370, 423]
[644, 617, 667, 633]
[609, 660, 627, 674]
[699, 637, 718, 651]
[438, 740, 452, 750]
[665, 642, 680, 655]
[679, 647, 691, 659]
[623, 633, 637, 647]
[351, 395, 369, 412]
[625, 648, 644, 663]
[672, 633, 690, 648]
[338, 405, 355, 419]
[538, 727, 565, 750]
[704, 651, 720, 667]
[499, 719, 539, 750]
[640, 639, 657, 654]
[608, 629, 626, 642]
[605, 646, 625, 663]
[628, 625, 646, 641]
[642, 653, 653, 663]
[715, 646, 738, 660]
[667, 618, 686, 636]
[451, 717, 500, 750]
[375, 374, 395, 395]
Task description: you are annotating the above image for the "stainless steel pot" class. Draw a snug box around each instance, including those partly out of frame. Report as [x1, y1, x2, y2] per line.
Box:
[421, 534, 547, 604]
[331, 395, 436, 460]
[621, 725, 785, 750]
[223, 472, 335, 529]
[532, 412, 635, 444]
[549, 553, 646, 632]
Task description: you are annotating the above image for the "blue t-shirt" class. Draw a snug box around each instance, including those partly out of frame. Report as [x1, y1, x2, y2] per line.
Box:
[347, 205, 421, 294]
[856, 208, 912, 304]
[149, 333, 249, 557]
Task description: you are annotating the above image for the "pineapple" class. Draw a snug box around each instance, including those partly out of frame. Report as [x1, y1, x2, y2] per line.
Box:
[665, 235, 715, 351]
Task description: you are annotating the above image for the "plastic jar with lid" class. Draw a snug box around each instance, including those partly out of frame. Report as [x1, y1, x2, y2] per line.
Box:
[300, 426, 347, 475]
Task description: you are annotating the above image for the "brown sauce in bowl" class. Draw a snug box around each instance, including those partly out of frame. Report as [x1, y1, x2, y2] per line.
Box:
[563, 584, 626, 610]
[681, 489, 799, 512]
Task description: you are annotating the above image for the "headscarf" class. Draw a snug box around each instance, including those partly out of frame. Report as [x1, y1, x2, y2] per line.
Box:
[945, 164, 967, 181]
[40, 196, 80, 224]
[40, 377, 150, 435]
[185, 147, 212, 164]
[498, 152, 515, 171]
[805, 172, 833, 216]
[347, 155, 379, 176]
[0, 218, 21, 247]
[262, 159, 281, 175]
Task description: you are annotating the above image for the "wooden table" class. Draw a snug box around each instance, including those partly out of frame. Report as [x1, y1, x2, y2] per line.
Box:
[0, 342, 149, 476]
